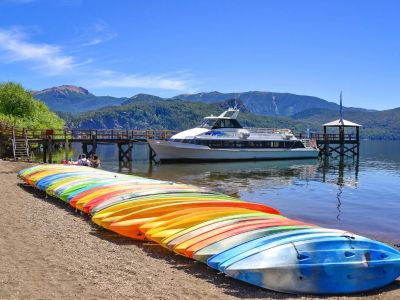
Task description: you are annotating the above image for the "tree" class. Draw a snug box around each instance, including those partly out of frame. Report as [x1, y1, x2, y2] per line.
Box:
[0, 82, 35, 119]
[0, 82, 64, 129]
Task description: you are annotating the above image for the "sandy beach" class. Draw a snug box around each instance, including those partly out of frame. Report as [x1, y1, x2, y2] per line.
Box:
[0, 160, 399, 300]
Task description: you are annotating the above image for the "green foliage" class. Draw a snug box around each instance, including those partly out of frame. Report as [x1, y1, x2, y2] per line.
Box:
[0, 82, 65, 130]
[0, 82, 35, 118]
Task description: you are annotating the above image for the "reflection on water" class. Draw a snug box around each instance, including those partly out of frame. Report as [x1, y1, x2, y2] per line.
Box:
[66, 141, 400, 243]
[319, 156, 359, 220]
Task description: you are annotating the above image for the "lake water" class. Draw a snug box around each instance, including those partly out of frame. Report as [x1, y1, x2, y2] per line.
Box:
[69, 140, 400, 244]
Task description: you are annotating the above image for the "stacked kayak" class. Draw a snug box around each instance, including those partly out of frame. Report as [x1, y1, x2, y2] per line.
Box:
[18, 164, 400, 294]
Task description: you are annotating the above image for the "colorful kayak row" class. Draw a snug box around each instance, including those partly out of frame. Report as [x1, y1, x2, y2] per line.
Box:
[18, 164, 400, 294]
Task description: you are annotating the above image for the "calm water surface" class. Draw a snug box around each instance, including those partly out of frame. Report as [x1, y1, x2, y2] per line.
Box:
[71, 140, 400, 244]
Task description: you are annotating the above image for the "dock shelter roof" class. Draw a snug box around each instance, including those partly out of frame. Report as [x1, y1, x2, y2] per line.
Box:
[323, 119, 362, 127]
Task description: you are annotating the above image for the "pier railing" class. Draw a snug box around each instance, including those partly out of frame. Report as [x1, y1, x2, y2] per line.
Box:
[0, 125, 177, 142]
[296, 133, 358, 142]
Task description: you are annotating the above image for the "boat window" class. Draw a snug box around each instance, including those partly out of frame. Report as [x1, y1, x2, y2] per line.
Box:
[170, 139, 305, 149]
[208, 141, 223, 148]
[212, 119, 242, 129]
[191, 139, 305, 149]
[199, 119, 217, 129]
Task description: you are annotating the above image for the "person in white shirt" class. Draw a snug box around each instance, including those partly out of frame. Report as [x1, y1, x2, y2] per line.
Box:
[77, 154, 90, 166]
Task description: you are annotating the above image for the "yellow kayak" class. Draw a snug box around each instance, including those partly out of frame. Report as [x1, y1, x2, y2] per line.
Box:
[93, 197, 238, 227]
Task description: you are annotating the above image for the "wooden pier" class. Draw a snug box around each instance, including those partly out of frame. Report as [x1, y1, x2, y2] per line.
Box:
[0, 125, 176, 166]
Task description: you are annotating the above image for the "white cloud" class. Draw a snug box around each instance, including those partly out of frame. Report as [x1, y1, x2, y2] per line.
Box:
[80, 21, 117, 47]
[0, 27, 195, 92]
[0, 28, 75, 74]
[88, 71, 192, 91]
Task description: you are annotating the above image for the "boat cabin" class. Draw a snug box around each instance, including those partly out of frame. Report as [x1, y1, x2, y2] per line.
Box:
[198, 108, 243, 129]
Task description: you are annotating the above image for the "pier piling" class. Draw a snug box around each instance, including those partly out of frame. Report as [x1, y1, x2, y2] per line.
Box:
[118, 141, 133, 169]
[64, 132, 69, 161]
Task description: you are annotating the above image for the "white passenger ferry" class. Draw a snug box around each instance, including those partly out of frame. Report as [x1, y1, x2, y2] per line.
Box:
[148, 108, 319, 162]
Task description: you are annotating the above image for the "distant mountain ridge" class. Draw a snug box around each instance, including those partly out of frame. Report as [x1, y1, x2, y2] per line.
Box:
[33, 85, 127, 113]
[33, 85, 90, 96]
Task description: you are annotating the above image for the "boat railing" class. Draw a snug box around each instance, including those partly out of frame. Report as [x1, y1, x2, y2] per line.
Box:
[244, 128, 293, 135]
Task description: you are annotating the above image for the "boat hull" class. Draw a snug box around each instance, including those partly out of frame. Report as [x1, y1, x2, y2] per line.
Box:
[148, 140, 319, 162]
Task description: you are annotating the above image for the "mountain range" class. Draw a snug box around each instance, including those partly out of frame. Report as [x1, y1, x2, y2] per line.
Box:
[33, 85, 400, 139]
[33, 86, 370, 117]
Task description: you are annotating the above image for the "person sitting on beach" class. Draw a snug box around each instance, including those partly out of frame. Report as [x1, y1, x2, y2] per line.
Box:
[77, 154, 90, 166]
[90, 155, 101, 168]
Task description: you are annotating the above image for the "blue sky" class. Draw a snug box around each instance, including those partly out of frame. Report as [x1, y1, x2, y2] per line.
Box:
[0, 0, 399, 109]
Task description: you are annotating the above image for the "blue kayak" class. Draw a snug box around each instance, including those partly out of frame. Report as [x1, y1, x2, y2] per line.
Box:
[221, 235, 400, 294]
[208, 228, 344, 269]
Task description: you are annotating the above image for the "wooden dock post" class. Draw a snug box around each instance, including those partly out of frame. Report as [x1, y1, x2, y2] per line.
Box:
[118, 141, 133, 170]
[82, 143, 88, 157]
[339, 126, 345, 156]
[148, 144, 152, 162]
[64, 130, 69, 161]
[147, 143, 159, 164]
[82, 139, 97, 158]
[48, 136, 53, 163]
[148, 144, 155, 163]
[323, 126, 328, 156]
[355, 126, 360, 156]
[91, 130, 97, 157]
[42, 142, 47, 163]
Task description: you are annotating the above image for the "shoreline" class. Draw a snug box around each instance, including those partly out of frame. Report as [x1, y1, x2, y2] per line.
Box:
[0, 160, 399, 299]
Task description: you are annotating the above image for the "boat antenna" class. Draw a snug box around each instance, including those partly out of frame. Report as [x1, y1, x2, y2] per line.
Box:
[234, 93, 240, 110]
